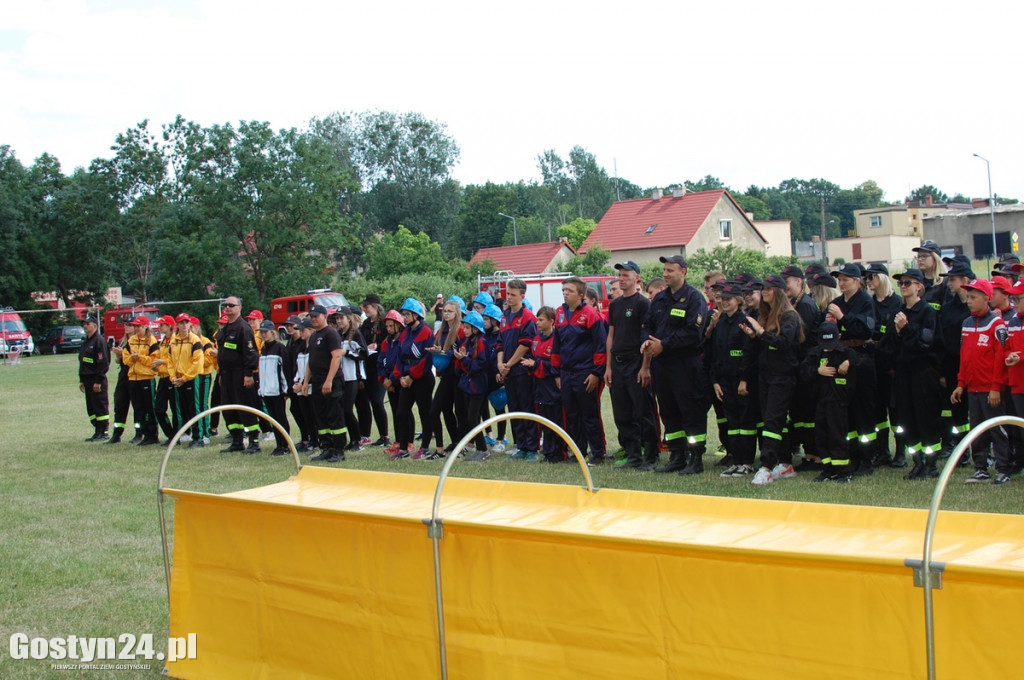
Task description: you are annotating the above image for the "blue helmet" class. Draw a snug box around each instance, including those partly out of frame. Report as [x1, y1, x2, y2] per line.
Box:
[488, 386, 508, 410]
[481, 304, 502, 322]
[473, 291, 493, 308]
[448, 295, 467, 314]
[463, 310, 485, 334]
[400, 298, 425, 318]
[522, 298, 533, 311]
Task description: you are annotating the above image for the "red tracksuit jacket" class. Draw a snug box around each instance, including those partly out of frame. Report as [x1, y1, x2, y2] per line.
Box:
[957, 308, 1007, 393]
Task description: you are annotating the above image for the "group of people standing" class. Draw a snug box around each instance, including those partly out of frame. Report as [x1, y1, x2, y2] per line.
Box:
[77, 241, 1024, 490]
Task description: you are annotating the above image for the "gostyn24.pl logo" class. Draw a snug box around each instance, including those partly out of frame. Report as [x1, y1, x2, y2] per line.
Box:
[9, 633, 196, 663]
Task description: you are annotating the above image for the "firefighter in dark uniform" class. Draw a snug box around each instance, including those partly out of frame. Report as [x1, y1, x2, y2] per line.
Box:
[641, 255, 710, 475]
[605, 261, 657, 470]
[827, 263, 877, 474]
[937, 259, 973, 459]
[782, 265, 822, 470]
[79, 315, 111, 441]
[709, 283, 757, 477]
[215, 296, 261, 453]
[108, 334, 134, 444]
[885, 269, 943, 479]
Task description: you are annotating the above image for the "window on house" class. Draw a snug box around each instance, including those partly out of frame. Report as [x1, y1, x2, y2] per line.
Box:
[870, 216, 882, 228]
[719, 219, 732, 240]
[646, 224, 657, 234]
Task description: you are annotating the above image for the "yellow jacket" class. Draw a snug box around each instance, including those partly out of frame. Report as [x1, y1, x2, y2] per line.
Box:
[155, 336, 172, 379]
[124, 335, 160, 381]
[199, 334, 216, 375]
[168, 331, 204, 382]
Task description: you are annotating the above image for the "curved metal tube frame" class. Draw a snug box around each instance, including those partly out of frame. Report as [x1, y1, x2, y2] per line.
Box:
[921, 415, 1024, 680]
[425, 411, 598, 680]
[157, 404, 300, 607]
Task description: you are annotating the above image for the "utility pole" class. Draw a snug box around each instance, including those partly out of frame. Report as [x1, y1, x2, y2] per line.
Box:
[820, 196, 829, 266]
[974, 154, 997, 259]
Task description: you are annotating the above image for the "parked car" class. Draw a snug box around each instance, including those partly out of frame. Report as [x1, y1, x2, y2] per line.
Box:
[36, 325, 87, 354]
[0, 308, 35, 357]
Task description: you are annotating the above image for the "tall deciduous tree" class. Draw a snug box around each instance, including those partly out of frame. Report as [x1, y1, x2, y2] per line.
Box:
[909, 185, 949, 203]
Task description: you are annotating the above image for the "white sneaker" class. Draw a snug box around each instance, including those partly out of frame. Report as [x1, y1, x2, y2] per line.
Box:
[180, 434, 192, 443]
[772, 463, 796, 480]
[751, 467, 774, 485]
[201, 436, 210, 445]
[491, 442, 507, 454]
[260, 432, 275, 441]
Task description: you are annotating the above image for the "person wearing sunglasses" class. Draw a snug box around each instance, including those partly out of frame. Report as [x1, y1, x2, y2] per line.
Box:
[215, 297, 261, 453]
[886, 269, 942, 479]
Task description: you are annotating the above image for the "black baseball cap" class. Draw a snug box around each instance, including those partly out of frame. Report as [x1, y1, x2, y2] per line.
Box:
[309, 304, 327, 316]
[614, 261, 641, 274]
[831, 263, 863, 279]
[805, 264, 828, 277]
[734, 272, 759, 288]
[83, 316, 98, 324]
[894, 269, 925, 284]
[818, 321, 841, 350]
[941, 262, 975, 278]
[258, 320, 276, 332]
[780, 265, 805, 279]
[719, 283, 744, 299]
[762, 274, 787, 290]
[809, 272, 838, 288]
[913, 240, 941, 256]
[659, 255, 688, 268]
[285, 315, 302, 325]
[864, 263, 889, 277]
[298, 318, 314, 330]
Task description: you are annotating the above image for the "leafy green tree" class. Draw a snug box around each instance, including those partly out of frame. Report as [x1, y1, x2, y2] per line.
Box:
[563, 246, 611, 276]
[0, 147, 47, 307]
[452, 182, 519, 259]
[733, 193, 771, 220]
[556, 218, 597, 250]
[537, 146, 615, 223]
[364, 225, 461, 281]
[309, 111, 461, 248]
[684, 175, 726, 192]
[687, 244, 798, 281]
[909, 185, 949, 203]
[609, 176, 644, 201]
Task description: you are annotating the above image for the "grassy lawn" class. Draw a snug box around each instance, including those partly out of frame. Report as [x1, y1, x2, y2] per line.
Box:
[1, 355, 1022, 678]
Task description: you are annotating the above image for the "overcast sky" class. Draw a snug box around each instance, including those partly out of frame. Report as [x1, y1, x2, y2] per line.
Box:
[2, 0, 1020, 203]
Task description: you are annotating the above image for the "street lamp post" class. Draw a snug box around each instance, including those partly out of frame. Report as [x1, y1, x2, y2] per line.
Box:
[498, 212, 518, 246]
[973, 153, 997, 260]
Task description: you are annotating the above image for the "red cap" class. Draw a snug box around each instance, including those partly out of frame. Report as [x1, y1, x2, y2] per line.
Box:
[991, 275, 1013, 293]
[246, 309, 264, 320]
[189, 316, 200, 325]
[217, 316, 228, 324]
[130, 316, 150, 326]
[158, 315, 176, 326]
[175, 312, 191, 323]
[962, 279, 994, 299]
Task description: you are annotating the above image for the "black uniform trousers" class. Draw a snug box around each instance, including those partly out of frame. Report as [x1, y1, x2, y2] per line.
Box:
[155, 377, 174, 439]
[112, 365, 133, 435]
[262, 394, 290, 449]
[654, 355, 709, 454]
[128, 379, 158, 437]
[891, 365, 943, 455]
[609, 352, 657, 463]
[357, 359, 390, 441]
[396, 374, 435, 451]
[310, 385, 347, 452]
[82, 375, 110, 433]
[560, 368, 605, 459]
[758, 374, 796, 470]
[455, 390, 487, 452]
[172, 380, 198, 440]
[219, 368, 259, 442]
[505, 371, 538, 452]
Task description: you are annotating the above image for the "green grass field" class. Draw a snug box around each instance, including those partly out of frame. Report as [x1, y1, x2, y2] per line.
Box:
[2, 355, 1022, 678]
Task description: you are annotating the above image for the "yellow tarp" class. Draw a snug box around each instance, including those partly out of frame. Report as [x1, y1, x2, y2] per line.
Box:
[164, 467, 1024, 679]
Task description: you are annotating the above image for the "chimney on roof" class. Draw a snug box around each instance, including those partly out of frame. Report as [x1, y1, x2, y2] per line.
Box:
[972, 197, 990, 208]
[652, 189, 663, 201]
[672, 186, 685, 199]
[925, 194, 933, 207]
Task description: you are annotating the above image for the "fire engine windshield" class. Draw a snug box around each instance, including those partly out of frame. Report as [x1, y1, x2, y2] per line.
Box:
[1, 319, 28, 332]
[315, 294, 349, 308]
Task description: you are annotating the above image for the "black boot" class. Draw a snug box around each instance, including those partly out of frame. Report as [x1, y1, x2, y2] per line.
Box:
[243, 435, 261, 454]
[923, 453, 940, 478]
[220, 434, 245, 453]
[107, 427, 124, 444]
[855, 453, 874, 476]
[903, 452, 925, 480]
[655, 450, 687, 473]
[129, 428, 143, 444]
[678, 447, 705, 475]
[890, 448, 907, 468]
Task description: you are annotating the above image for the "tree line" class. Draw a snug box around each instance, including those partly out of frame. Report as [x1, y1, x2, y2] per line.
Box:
[1, 109, 989, 325]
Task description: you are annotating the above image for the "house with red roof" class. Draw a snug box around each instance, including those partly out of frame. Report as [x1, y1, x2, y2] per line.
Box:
[579, 188, 768, 263]
[469, 238, 577, 275]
